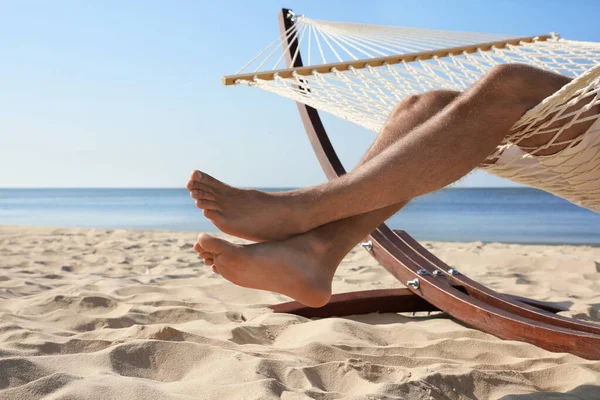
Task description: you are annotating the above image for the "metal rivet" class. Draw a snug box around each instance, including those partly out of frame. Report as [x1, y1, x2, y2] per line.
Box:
[417, 269, 429, 276]
[448, 268, 460, 276]
[360, 241, 373, 251]
[406, 278, 420, 290]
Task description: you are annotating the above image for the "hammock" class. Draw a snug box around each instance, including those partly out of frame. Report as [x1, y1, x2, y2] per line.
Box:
[220, 8, 600, 360]
[223, 12, 600, 212]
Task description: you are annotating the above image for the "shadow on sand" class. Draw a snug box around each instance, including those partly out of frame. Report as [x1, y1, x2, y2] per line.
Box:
[500, 385, 600, 399]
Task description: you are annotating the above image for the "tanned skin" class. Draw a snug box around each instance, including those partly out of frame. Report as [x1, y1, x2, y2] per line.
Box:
[186, 64, 597, 307]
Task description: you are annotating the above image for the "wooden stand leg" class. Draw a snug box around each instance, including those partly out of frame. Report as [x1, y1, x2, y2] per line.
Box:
[276, 7, 600, 360]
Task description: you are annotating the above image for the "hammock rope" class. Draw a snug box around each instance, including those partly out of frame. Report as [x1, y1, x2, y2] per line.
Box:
[224, 14, 600, 212]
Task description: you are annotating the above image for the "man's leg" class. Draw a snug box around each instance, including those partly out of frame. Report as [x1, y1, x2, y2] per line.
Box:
[188, 64, 581, 242]
[194, 90, 462, 306]
[190, 65, 588, 306]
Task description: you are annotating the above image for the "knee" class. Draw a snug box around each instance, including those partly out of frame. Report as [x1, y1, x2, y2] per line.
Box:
[484, 64, 539, 89]
[392, 90, 460, 116]
[479, 64, 568, 108]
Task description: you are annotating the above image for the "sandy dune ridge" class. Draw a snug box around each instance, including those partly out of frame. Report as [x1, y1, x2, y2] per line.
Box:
[0, 226, 599, 399]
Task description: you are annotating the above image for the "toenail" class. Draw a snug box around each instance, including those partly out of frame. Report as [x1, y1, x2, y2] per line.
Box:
[195, 171, 203, 180]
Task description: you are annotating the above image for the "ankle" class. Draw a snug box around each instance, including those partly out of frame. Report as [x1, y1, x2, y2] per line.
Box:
[274, 188, 322, 235]
[302, 229, 349, 271]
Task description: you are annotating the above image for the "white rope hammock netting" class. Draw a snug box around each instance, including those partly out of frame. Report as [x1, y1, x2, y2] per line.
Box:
[226, 13, 600, 212]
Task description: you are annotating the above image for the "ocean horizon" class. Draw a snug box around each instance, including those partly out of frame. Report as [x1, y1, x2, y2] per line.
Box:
[1, 187, 599, 246]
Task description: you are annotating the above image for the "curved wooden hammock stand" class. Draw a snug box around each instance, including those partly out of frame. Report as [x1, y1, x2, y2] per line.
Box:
[261, 9, 600, 360]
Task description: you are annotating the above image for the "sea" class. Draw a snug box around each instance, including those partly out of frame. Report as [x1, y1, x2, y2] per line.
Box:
[1, 188, 599, 246]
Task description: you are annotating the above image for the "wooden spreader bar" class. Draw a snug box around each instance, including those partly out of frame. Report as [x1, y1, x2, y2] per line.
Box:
[262, 8, 600, 360]
[222, 33, 552, 86]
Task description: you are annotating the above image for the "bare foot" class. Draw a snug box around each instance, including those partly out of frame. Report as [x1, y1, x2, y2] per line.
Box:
[194, 233, 337, 307]
[186, 170, 310, 242]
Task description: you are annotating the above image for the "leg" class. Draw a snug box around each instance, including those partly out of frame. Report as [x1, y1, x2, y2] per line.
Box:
[188, 90, 459, 242]
[284, 65, 580, 224]
[195, 91, 461, 306]
[188, 64, 586, 241]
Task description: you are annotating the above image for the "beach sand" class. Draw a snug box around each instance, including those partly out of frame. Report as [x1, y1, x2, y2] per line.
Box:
[0, 226, 599, 399]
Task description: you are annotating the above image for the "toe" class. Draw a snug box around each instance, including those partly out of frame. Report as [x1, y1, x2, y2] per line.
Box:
[203, 209, 222, 221]
[198, 233, 232, 255]
[186, 180, 196, 191]
[190, 190, 216, 201]
[194, 242, 204, 253]
[190, 170, 220, 186]
[186, 174, 200, 190]
[199, 251, 212, 259]
[195, 199, 220, 210]
[187, 180, 217, 191]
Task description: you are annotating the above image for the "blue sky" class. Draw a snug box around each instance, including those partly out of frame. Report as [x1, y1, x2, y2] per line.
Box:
[1, 0, 599, 188]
